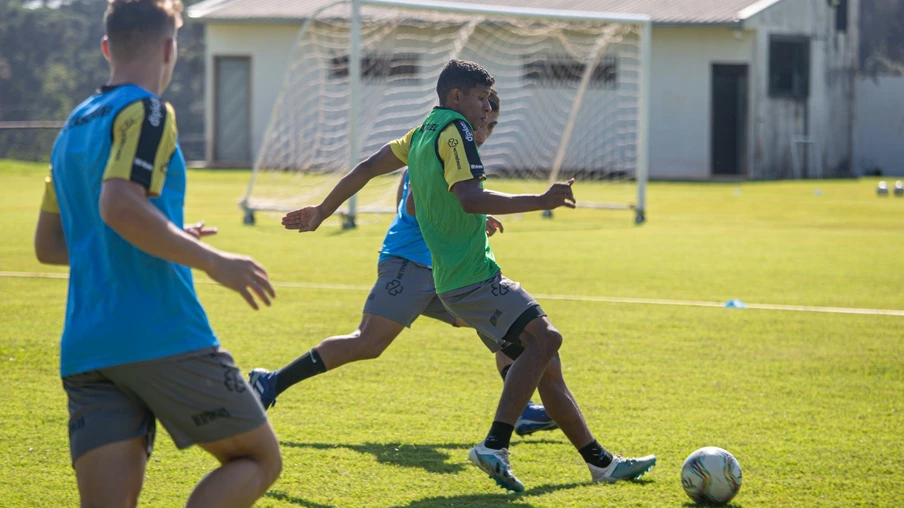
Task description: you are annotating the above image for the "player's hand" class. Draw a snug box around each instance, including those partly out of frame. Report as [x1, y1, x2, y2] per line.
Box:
[282, 205, 325, 232]
[184, 221, 218, 240]
[205, 252, 275, 310]
[486, 215, 504, 237]
[540, 178, 576, 210]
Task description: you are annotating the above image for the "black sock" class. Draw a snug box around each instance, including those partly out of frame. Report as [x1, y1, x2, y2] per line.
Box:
[484, 421, 515, 450]
[499, 365, 512, 382]
[274, 349, 327, 395]
[579, 440, 613, 468]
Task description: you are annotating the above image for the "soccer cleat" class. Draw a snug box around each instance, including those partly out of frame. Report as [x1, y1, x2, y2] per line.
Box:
[589, 454, 657, 484]
[467, 442, 525, 492]
[248, 368, 278, 410]
[514, 401, 558, 436]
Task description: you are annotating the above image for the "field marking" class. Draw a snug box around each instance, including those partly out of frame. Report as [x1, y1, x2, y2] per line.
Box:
[3, 271, 903, 317]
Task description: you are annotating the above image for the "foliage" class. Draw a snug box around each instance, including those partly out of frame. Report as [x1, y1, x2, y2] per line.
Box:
[0, 0, 206, 160]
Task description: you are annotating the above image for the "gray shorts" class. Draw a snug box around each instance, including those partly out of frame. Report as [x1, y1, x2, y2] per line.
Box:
[363, 256, 458, 327]
[438, 271, 546, 354]
[63, 347, 268, 464]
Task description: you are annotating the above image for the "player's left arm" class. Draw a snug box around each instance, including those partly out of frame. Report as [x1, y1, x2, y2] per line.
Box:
[34, 173, 69, 265]
[439, 121, 576, 215]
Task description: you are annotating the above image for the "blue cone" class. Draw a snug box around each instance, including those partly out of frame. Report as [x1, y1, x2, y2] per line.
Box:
[724, 299, 748, 309]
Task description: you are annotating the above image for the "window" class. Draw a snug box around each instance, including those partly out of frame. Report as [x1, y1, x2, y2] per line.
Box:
[522, 55, 618, 89]
[835, 0, 848, 32]
[769, 36, 810, 99]
[330, 53, 420, 83]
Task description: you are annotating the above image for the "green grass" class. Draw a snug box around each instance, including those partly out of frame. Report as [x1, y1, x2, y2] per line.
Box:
[1, 159, 902, 507]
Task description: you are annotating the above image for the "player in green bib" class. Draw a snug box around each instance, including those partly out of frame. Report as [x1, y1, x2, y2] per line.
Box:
[403, 60, 657, 492]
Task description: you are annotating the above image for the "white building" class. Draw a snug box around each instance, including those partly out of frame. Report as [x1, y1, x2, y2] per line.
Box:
[190, 0, 861, 180]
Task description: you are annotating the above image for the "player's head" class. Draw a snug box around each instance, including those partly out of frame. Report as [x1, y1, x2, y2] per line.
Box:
[436, 59, 494, 130]
[102, 0, 184, 93]
[474, 87, 500, 148]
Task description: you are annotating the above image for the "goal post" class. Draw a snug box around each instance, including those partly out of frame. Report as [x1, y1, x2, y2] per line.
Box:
[241, 0, 651, 226]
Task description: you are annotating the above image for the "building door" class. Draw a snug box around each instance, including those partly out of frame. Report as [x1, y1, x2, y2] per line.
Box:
[214, 56, 251, 164]
[711, 64, 748, 176]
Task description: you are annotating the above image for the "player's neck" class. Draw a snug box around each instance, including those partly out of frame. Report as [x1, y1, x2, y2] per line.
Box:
[107, 62, 164, 96]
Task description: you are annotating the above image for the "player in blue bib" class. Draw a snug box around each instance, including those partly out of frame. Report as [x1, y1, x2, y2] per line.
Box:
[250, 90, 557, 437]
[34, 1, 282, 505]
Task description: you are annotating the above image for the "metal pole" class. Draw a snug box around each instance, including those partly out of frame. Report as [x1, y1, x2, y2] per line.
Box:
[345, 0, 362, 228]
[635, 20, 652, 224]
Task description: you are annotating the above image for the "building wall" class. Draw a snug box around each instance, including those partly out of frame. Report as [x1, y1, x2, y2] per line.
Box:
[204, 23, 300, 165]
[649, 27, 755, 179]
[745, 0, 860, 179]
[853, 75, 904, 176]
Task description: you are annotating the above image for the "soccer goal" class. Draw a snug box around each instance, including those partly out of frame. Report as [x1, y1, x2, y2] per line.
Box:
[241, 0, 651, 227]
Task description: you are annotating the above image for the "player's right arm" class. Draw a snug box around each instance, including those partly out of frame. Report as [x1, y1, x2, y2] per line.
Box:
[99, 100, 274, 310]
[282, 127, 416, 232]
[34, 173, 69, 265]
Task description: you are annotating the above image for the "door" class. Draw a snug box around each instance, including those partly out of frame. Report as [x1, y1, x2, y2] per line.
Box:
[711, 64, 748, 176]
[214, 56, 251, 164]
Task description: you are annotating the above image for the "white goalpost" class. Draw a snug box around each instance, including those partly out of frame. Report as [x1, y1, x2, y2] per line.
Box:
[241, 0, 651, 227]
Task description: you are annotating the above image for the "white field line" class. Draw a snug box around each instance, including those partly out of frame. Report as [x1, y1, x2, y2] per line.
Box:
[3, 271, 903, 317]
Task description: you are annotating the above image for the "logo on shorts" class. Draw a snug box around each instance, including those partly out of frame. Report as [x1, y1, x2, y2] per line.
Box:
[490, 309, 504, 327]
[491, 282, 509, 297]
[69, 416, 86, 435]
[386, 279, 404, 296]
[191, 407, 232, 427]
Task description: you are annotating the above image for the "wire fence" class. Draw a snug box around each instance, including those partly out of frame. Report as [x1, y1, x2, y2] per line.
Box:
[0, 122, 205, 162]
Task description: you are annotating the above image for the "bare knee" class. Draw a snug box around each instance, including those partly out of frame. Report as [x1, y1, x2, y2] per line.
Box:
[532, 328, 562, 358]
[355, 324, 398, 360]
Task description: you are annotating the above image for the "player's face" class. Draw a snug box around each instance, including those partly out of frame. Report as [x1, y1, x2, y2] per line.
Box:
[458, 85, 492, 131]
[474, 110, 499, 148]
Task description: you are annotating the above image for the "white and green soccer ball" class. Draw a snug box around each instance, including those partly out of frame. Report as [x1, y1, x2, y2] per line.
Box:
[680, 447, 742, 505]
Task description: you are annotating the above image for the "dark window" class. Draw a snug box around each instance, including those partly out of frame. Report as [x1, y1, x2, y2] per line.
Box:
[330, 53, 420, 82]
[769, 37, 810, 99]
[522, 55, 617, 89]
[835, 0, 848, 32]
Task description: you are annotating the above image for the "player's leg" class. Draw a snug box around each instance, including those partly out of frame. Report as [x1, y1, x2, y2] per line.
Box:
[64, 371, 155, 508]
[250, 257, 432, 408]
[494, 350, 558, 437]
[190, 423, 282, 508]
[534, 342, 657, 483]
[74, 438, 149, 508]
[106, 348, 282, 507]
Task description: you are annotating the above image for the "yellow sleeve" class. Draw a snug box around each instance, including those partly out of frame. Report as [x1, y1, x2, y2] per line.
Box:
[389, 127, 417, 164]
[40, 173, 60, 214]
[437, 120, 485, 190]
[103, 98, 177, 197]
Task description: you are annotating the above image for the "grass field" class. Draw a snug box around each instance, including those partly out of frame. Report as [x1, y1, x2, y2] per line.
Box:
[1, 159, 902, 507]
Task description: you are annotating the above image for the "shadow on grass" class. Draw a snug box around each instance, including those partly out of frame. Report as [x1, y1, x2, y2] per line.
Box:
[280, 439, 566, 476]
[266, 489, 334, 507]
[392, 481, 587, 507]
[682, 502, 742, 508]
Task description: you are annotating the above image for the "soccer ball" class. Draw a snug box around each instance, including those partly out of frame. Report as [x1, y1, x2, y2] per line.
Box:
[680, 447, 742, 505]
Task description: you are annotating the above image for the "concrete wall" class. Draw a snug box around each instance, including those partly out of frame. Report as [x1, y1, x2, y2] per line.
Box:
[648, 27, 755, 179]
[204, 23, 300, 165]
[745, 0, 860, 178]
[853, 75, 904, 176]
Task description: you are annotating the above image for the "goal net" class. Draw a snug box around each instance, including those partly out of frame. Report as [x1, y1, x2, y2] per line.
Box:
[242, 0, 650, 225]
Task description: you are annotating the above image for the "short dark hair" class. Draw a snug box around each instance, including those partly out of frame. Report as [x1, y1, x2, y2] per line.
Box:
[436, 59, 495, 104]
[105, 0, 183, 59]
[488, 87, 500, 113]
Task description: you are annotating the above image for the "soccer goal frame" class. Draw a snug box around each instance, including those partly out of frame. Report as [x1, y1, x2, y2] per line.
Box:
[240, 0, 652, 226]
